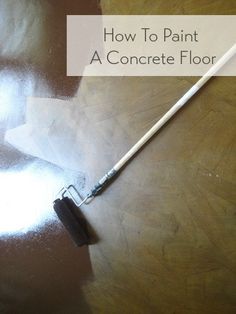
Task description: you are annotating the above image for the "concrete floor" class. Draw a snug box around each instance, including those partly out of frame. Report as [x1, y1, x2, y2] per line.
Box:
[0, 1, 236, 313]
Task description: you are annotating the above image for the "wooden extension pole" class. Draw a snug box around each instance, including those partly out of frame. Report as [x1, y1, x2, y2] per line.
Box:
[83, 44, 236, 203]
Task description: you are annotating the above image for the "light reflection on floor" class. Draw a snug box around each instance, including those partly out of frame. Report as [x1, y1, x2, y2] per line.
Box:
[0, 69, 34, 129]
[0, 162, 63, 235]
[0, 156, 85, 236]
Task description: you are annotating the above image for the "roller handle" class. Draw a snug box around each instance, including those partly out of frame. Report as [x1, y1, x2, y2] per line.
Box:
[89, 169, 117, 197]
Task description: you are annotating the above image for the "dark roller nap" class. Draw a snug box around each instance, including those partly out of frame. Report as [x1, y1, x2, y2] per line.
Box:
[53, 197, 90, 246]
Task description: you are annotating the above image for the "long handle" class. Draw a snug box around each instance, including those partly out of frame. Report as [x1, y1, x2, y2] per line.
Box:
[86, 44, 236, 200]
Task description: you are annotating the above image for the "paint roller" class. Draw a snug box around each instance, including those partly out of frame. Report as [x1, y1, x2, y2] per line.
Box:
[54, 44, 236, 246]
